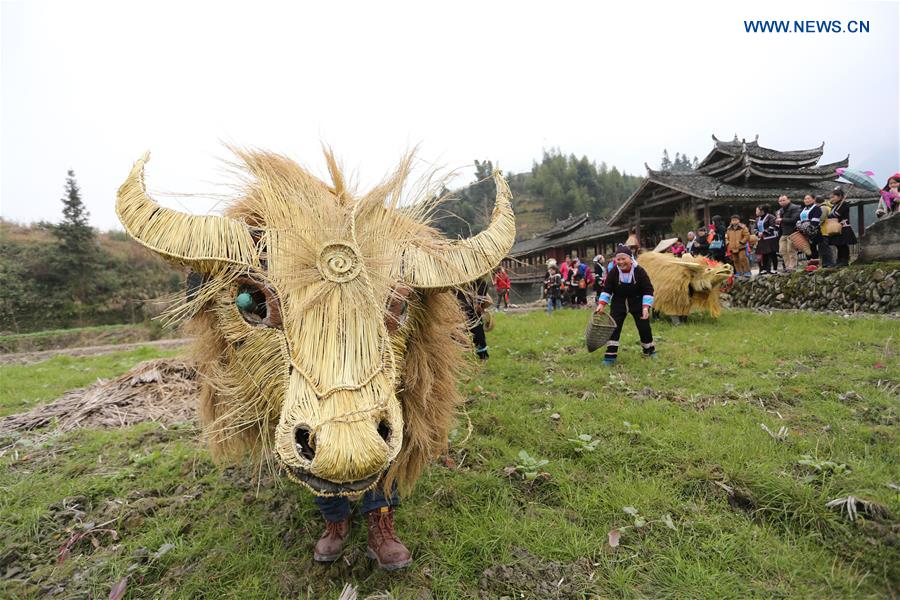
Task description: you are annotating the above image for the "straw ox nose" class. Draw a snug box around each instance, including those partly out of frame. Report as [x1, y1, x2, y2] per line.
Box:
[280, 412, 394, 494]
[273, 367, 402, 493]
[292, 418, 394, 465]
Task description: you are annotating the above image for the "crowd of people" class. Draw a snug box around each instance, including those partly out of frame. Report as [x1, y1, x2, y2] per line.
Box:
[674, 186, 867, 275]
[509, 183, 889, 319]
[541, 254, 604, 313]
[468, 178, 899, 363]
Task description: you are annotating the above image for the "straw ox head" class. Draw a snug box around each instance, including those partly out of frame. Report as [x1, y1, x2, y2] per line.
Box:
[116, 150, 514, 495]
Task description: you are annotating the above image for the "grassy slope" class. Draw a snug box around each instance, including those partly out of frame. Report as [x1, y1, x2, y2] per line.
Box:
[0, 323, 180, 354]
[0, 311, 898, 599]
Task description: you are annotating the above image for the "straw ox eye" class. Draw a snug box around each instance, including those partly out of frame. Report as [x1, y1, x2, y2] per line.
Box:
[385, 285, 412, 332]
[234, 276, 283, 328]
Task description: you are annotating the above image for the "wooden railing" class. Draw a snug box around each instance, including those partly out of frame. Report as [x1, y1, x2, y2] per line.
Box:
[506, 264, 548, 282]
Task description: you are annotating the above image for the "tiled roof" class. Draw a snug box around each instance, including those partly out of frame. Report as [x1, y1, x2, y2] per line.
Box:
[698, 135, 825, 168]
[610, 135, 879, 226]
[645, 170, 877, 200]
[542, 213, 590, 238]
[608, 171, 879, 225]
[509, 218, 627, 257]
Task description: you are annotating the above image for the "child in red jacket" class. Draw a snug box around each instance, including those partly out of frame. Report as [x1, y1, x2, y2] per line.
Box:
[493, 266, 511, 309]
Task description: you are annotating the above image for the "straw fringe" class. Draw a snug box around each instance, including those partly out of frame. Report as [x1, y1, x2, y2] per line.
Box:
[384, 290, 468, 495]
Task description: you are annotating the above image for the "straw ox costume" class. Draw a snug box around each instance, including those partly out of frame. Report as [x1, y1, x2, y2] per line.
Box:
[115, 150, 515, 569]
[637, 252, 733, 319]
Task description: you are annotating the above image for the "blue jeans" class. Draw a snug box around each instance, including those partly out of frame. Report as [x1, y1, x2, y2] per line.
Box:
[817, 239, 834, 267]
[314, 485, 399, 523]
[546, 297, 561, 313]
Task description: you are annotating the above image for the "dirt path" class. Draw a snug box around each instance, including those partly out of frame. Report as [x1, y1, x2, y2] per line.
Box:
[0, 338, 192, 366]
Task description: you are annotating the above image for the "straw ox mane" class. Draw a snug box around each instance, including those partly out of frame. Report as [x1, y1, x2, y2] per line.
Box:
[116, 150, 515, 496]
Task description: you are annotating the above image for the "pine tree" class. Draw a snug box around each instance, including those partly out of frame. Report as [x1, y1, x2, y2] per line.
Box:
[53, 170, 95, 255]
[660, 150, 672, 171]
[669, 152, 696, 173]
[52, 170, 97, 324]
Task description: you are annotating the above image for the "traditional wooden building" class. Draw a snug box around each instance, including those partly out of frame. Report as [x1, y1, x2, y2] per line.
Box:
[503, 135, 881, 299]
[501, 213, 628, 285]
[607, 135, 881, 246]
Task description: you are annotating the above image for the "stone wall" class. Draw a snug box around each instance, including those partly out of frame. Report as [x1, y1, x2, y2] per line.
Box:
[857, 213, 900, 264]
[727, 263, 900, 313]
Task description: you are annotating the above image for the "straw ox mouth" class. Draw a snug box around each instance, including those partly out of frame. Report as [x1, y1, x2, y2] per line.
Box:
[287, 465, 382, 495]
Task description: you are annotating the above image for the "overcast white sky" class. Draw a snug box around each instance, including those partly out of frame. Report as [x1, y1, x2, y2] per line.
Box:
[2, 0, 898, 230]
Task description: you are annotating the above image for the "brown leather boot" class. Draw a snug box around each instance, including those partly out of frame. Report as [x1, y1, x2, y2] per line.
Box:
[366, 507, 412, 570]
[313, 518, 350, 562]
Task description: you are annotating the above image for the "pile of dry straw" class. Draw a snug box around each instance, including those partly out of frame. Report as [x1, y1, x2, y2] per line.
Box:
[0, 359, 198, 434]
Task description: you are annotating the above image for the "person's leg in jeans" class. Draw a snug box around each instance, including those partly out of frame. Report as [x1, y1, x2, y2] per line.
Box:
[818, 240, 834, 267]
[835, 244, 850, 266]
[360, 485, 400, 514]
[315, 495, 352, 523]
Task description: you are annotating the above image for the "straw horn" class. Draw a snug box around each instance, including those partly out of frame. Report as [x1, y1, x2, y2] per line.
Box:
[403, 170, 515, 288]
[116, 153, 258, 272]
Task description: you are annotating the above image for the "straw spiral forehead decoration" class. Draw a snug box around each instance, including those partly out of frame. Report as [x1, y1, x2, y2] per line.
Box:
[116, 148, 515, 496]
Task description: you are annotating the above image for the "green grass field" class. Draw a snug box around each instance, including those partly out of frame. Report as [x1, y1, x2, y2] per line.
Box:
[1, 309, 897, 599]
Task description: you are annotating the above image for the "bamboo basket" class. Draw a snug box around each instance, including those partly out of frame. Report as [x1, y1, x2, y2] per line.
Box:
[789, 231, 812, 255]
[482, 310, 495, 332]
[825, 218, 842, 236]
[585, 311, 617, 353]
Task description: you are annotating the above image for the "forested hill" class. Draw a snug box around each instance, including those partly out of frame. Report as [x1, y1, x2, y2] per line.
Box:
[432, 150, 644, 240]
[0, 171, 181, 333]
[0, 220, 182, 333]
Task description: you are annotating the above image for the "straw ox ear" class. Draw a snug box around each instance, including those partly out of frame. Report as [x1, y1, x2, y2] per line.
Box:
[115, 153, 259, 272]
[402, 170, 516, 288]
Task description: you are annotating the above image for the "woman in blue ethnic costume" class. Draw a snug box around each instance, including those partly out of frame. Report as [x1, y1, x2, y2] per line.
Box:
[594, 245, 656, 366]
